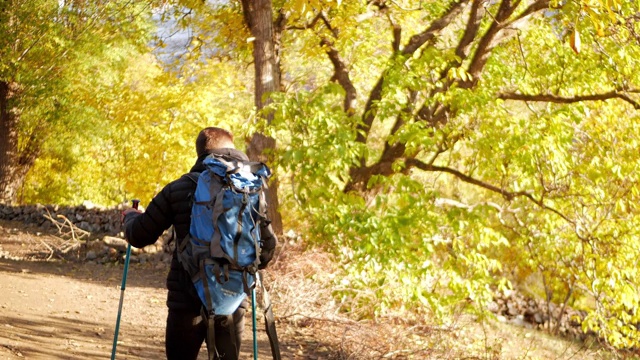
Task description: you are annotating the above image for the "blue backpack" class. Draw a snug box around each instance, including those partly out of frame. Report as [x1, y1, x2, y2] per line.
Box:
[178, 154, 271, 317]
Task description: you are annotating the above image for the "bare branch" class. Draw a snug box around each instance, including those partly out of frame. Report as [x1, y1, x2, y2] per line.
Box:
[405, 158, 574, 224]
[498, 91, 640, 110]
[406, 158, 520, 198]
[515, 30, 530, 76]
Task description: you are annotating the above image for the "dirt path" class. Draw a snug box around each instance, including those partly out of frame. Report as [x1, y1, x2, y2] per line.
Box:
[0, 257, 284, 359]
[0, 219, 312, 360]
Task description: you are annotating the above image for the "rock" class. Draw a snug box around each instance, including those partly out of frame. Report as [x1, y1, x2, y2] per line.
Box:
[82, 200, 97, 210]
[77, 221, 90, 232]
[41, 222, 51, 231]
[152, 252, 164, 262]
[86, 251, 98, 260]
[487, 301, 499, 313]
[534, 312, 543, 324]
[103, 236, 128, 251]
[511, 315, 526, 327]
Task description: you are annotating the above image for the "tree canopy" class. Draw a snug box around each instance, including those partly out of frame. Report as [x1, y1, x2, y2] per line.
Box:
[2, 0, 640, 350]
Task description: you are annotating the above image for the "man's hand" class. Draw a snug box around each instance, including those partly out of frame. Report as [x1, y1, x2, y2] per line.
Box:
[122, 208, 142, 216]
[121, 208, 142, 224]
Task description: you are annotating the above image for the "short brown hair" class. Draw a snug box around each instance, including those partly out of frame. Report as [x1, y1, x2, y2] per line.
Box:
[195, 127, 235, 156]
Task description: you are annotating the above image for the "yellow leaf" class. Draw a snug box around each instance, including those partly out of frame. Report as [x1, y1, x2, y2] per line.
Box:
[570, 29, 581, 54]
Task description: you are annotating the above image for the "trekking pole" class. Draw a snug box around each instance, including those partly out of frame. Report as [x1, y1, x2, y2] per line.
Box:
[111, 199, 139, 360]
[252, 284, 258, 360]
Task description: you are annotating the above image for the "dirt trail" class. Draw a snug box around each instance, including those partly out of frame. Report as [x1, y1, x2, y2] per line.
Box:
[0, 257, 286, 360]
[0, 218, 312, 360]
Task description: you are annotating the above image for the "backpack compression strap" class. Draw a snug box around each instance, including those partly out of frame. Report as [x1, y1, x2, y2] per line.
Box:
[258, 271, 282, 360]
[200, 259, 218, 360]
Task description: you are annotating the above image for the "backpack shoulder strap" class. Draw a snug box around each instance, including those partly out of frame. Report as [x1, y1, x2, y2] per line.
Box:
[176, 172, 201, 253]
[183, 172, 200, 184]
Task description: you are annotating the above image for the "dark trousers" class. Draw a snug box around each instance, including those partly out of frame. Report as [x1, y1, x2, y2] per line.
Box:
[165, 302, 246, 360]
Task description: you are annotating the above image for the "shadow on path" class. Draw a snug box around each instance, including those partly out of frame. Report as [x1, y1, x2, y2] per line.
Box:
[0, 314, 164, 359]
[0, 256, 168, 290]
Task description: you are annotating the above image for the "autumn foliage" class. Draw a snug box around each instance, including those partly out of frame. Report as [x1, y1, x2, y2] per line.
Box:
[2, 0, 640, 350]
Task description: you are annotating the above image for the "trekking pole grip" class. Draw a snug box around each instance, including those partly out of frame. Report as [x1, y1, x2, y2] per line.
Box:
[120, 199, 138, 288]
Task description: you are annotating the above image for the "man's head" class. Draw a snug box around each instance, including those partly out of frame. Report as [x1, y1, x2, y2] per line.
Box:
[196, 127, 235, 157]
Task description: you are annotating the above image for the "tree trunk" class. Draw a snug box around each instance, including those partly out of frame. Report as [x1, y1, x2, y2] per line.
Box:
[241, 0, 283, 235]
[0, 81, 21, 204]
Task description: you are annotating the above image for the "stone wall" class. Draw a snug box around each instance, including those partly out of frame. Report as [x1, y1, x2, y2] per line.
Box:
[0, 203, 173, 264]
[0, 203, 123, 235]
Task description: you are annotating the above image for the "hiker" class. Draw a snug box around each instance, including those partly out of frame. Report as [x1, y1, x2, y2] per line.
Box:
[122, 127, 278, 360]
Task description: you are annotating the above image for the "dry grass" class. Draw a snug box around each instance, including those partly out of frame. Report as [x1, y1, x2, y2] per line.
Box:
[263, 237, 626, 360]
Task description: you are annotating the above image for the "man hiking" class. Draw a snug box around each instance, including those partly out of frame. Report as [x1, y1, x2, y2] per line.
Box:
[123, 127, 278, 360]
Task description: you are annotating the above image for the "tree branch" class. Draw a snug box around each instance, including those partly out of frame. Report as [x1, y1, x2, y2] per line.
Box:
[414, 0, 518, 126]
[413, 0, 549, 127]
[405, 158, 574, 224]
[455, 0, 485, 60]
[357, 0, 470, 145]
[498, 91, 640, 110]
[387, 12, 402, 53]
[287, 11, 338, 36]
[465, 0, 522, 83]
[320, 38, 357, 114]
[285, 12, 323, 31]
[401, 0, 470, 56]
[284, 10, 354, 110]
[504, 0, 551, 27]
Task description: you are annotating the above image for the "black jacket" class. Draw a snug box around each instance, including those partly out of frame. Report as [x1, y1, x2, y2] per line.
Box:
[124, 148, 277, 310]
